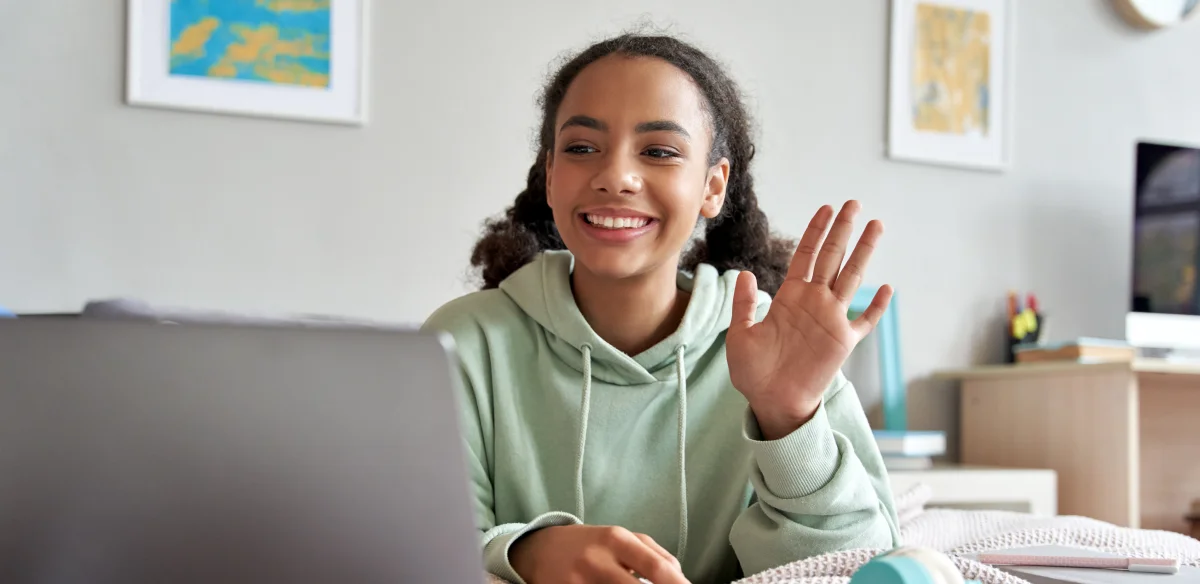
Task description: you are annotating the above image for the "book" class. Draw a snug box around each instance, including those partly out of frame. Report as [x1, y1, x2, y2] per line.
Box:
[872, 430, 946, 457]
[1014, 338, 1136, 364]
[882, 455, 933, 471]
[969, 545, 1199, 584]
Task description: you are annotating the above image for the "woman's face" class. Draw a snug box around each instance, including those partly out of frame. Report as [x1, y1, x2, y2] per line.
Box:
[545, 55, 729, 284]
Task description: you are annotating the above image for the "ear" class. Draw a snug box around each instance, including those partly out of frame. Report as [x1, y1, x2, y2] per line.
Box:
[544, 151, 555, 208]
[700, 157, 730, 219]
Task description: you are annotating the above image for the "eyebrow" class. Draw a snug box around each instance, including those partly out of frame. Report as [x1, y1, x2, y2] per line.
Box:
[559, 115, 606, 133]
[635, 120, 691, 140]
[558, 116, 691, 140]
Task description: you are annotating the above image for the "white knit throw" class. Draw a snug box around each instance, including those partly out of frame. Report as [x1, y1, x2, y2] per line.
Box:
[486, 483, 1200, 584]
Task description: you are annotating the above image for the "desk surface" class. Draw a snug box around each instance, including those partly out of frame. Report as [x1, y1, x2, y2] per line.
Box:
[934, 358, 1200, 380]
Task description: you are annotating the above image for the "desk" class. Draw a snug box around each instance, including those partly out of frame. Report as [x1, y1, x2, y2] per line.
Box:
[936, 359, 1200, 532]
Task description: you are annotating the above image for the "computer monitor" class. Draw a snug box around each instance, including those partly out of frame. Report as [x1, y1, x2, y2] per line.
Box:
[1128, 140, 1200, 351]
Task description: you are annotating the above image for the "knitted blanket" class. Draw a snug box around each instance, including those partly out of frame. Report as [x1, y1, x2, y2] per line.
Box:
[486, 484, 1200, 584]
[738, 483, 1200, 584]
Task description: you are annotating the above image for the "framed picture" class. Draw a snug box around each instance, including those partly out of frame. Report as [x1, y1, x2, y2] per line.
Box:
[126, 0, 368, 125]
[887, 0, 1012, 171]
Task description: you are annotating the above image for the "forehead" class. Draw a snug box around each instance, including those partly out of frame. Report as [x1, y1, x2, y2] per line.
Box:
[557, 55, 710, 132]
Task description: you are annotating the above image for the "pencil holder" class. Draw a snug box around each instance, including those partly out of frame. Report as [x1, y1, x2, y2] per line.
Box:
[1005, 312, 1043, 363]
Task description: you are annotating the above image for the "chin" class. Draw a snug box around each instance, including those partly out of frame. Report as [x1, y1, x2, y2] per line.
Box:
[568, 246, 666, 283]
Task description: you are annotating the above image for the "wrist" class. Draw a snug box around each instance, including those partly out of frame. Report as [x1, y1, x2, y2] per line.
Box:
[750, 398, 820, 441]
[510, 525, 559, 582]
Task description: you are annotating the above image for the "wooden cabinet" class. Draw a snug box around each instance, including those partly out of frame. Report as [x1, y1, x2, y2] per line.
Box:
[937, 360, 1200, 533]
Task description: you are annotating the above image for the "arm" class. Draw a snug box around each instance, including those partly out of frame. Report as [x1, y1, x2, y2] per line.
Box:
[421, 313, 582, 584]
[724, 201, 902, 576]
[454, 362, 582, 582]
[728, 372, 901, 577]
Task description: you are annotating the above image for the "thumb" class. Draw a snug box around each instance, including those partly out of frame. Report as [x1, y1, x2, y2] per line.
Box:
[731, 270, 759, 333]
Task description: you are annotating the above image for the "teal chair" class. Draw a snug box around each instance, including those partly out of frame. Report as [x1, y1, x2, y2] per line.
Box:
[848, 286, 906, 431]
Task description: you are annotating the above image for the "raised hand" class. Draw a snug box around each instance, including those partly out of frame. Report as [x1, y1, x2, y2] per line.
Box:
[726, 200, 892, 441]
[510, 524, 690, 584]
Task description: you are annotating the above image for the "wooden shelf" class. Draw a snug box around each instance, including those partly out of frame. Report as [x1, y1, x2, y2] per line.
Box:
[934, 358, 1200, 380]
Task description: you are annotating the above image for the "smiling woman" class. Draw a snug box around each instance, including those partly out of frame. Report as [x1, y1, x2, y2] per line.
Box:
[423, 31, 899, 584]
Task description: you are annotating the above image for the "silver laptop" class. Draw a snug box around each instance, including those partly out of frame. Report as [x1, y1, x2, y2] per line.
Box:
[0, 318, 485, 584]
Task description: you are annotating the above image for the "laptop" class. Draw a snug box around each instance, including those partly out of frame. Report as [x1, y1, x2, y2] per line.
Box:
[0, 318, 485, 584]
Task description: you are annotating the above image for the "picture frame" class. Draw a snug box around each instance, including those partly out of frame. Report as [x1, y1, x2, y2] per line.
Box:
[125, 0, 368, 125]
[887, 0, 1013, 171]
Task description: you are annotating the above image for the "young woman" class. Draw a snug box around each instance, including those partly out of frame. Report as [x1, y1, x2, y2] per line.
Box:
[423, 32, 900, 584]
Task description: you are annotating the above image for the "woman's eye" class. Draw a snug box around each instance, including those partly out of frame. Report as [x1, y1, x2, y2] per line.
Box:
[644, 148, 679, 159]
[564, 144, 597, 154]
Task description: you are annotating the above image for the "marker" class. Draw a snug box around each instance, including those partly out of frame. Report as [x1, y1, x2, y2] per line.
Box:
[978, 552, 1180, 574]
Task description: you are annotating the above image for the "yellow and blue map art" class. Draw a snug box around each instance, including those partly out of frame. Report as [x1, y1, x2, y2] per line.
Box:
[169, 0, 331, 89]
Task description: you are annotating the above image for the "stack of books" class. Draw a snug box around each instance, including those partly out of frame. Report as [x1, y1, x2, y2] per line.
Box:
[873, 430, 946, 470]
[1013, 337, 1136, 364]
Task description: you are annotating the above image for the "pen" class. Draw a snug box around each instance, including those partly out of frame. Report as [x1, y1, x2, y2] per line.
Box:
[977, 552, 1180, 574]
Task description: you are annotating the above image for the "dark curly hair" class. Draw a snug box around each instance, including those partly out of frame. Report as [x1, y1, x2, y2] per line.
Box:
[469, 32, 795, 295]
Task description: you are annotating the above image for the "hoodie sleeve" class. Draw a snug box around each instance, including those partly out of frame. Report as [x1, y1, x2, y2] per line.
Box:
[423, 307, 583, 584]
[728, 371, 901, 577]
[452, 360, 583, 583]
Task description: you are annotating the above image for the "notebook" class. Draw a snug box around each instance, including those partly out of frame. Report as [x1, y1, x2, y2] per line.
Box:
[968, 546, 1199, 584]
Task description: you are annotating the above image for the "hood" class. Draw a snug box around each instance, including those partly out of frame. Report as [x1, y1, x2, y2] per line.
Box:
[498, 250, 766, 386]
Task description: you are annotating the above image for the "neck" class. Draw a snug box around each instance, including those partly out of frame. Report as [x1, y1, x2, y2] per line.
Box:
[572, 261, 690, 356]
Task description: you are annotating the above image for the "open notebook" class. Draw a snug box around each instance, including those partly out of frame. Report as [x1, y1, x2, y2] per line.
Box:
[967, 546, 1199, 584]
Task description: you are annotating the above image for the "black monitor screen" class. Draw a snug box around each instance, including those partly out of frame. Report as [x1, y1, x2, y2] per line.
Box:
[1132, 141, 1200, 316]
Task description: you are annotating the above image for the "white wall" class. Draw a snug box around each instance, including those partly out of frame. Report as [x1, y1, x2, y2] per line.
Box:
[4, 1, 1200, 457]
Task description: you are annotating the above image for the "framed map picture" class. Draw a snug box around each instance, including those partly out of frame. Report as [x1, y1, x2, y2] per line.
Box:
[887, 0, 1012, 171]
[126, 0, 368, 125]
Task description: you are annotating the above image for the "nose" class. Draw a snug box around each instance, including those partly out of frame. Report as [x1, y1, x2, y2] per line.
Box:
[590, 152, 643, 197]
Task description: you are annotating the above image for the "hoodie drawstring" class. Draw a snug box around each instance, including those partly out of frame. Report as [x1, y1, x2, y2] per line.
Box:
[573, 343, 689, 562]
[575, 344, 593, 523]
[674, 345, 689, 561]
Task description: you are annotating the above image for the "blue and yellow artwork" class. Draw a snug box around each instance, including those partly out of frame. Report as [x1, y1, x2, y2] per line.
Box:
[169, 0, 331, 88]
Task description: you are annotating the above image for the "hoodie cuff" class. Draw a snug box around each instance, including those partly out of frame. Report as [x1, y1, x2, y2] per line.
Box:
[743, 402, 841, 500]
[482, 511, 583, 584]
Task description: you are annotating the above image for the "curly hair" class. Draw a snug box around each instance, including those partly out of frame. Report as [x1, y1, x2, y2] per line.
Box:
[469, 32, 795, 295]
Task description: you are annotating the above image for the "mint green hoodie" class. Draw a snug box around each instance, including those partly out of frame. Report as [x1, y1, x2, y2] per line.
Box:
[422, 250, 900, 583]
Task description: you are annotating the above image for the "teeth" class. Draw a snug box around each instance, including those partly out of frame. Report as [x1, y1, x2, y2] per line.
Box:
[586, 214, 649, 229]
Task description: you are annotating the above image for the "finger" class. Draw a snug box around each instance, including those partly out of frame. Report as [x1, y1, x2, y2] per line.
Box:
[611, 533, 689, 584]
[832, 218, 883, 302]
[731, 270, 759, 333]
[784, 204, 834, 283]
[851, 284, 894, 338]
[635, 533, 681, 572]
[596, 565, 647, 584]
[810, 200, 860, 287]
[580, 538, 644, 584]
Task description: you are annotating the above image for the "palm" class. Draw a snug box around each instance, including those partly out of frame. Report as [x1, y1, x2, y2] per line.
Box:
[727, 201, 891, 435]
